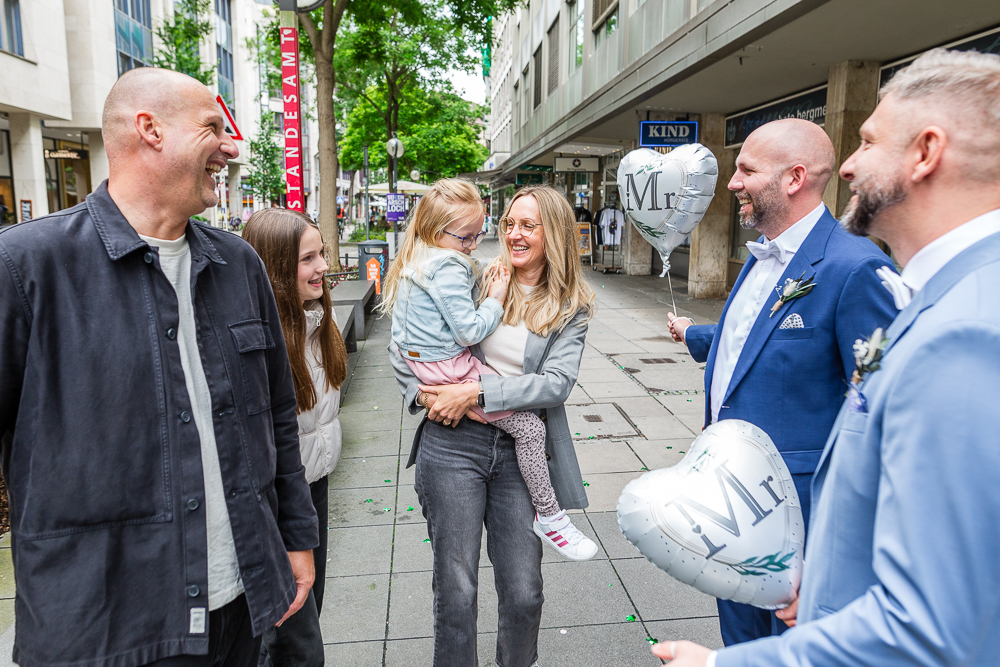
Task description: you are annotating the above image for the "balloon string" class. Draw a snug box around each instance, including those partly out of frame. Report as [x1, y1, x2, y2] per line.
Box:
[667, 271, 678, 317]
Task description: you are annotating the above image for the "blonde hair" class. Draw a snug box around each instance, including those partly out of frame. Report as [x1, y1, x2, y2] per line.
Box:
[380, 178, 486, 314]
[489, 186, 596, 337]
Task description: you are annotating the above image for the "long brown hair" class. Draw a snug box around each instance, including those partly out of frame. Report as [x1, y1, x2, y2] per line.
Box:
[487, 186, 595, 337]
[243, 209, 347, 413]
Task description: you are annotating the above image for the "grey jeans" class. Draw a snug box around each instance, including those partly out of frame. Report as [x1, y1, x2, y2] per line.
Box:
[415, 418, 544, 667]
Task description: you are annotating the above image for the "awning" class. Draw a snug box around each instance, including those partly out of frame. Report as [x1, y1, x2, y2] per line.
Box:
[365, 180, 431, 195]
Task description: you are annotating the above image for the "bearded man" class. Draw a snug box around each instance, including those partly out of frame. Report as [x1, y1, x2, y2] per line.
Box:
[667, 118, 897, 647]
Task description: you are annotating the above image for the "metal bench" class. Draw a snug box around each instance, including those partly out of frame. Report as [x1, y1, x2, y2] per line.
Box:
[330, 279, 377, 345]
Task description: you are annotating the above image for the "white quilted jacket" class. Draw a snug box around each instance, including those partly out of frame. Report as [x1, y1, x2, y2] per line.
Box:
[297, 305, 342, 483]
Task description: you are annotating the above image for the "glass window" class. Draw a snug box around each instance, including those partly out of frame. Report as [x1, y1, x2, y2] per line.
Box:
[1, 0, 24, 57]
[568, 0, 585, 74]
[595, 9, 617, 47]
[215, 0, 235, 110]
[115, 0, 152, 76]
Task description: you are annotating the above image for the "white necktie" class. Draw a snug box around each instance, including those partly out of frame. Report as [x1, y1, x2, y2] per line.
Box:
[876, 265, 912, 310]
[745, 239, 787, 264]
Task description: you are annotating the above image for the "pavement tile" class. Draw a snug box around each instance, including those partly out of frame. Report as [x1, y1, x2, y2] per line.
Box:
[580, 380, 649, 400]
[389, 522, 434, 574]
[339, 429, 401, 459]
[567, 385, 593, 404]
[627, 438, 692, 470]
[612, 558, 719, 622]
[327, 488, 399, 528]
[627, 412, 699, 441]
[586, 511, 644, 561]
[395, 484, 424, 524]
[566, 403, 638, 440]
[536, 623, 657, 666]
[326, 524, 394, 577]
[339, 408, 403, 434]
[575, 440, 644, 474]
[645, 617, 725, 650]
[319, 573, 390, 643]
[539, 560, 636, 627]
[328, 455, 400, 490]
[573, 471, 644, 513]
[656, 395, 707, 433]
[323, 640, 385, 667]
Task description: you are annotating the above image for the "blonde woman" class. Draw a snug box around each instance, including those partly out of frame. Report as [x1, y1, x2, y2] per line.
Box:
[388, 185, 597, 667]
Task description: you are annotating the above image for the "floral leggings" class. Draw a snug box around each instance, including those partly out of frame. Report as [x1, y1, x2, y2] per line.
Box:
[492, 411, 561, 517]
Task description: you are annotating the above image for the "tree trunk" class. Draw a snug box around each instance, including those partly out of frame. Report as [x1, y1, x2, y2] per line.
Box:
[315, 56, 341, 271]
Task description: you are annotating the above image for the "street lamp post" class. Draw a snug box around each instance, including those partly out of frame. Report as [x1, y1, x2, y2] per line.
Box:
[363, 145, 370, 242]
[385, 133, 405, 235]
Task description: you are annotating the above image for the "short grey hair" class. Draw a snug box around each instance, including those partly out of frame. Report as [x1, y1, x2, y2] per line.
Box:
[880, 48, 1000, 181]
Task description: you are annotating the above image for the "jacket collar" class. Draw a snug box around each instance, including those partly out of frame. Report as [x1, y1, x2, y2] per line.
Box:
[87, 180, 226, 266]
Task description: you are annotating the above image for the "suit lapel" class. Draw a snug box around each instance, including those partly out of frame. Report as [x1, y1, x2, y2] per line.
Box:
[722, 213, 836, 405]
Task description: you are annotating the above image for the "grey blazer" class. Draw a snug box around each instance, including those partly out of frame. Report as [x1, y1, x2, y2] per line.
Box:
[388, 309, 590, 509]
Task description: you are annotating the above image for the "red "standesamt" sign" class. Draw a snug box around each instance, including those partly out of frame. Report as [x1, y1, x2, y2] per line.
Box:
[280, 27, 304, 211]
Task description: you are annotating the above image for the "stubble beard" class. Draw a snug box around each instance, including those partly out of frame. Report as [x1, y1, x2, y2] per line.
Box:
[840, 170, 907, 237]
[738, 175, 787, 232]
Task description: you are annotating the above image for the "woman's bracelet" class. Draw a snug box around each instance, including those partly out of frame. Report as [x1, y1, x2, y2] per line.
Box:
[416, 390, 428, 410]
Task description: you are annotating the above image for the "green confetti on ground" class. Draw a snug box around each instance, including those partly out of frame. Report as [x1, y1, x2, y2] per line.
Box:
[640, 467, 648, 471]
[582, 480, 590, 487]
[679, 451, 685, 454]
[589, 436, 595, 439]
[646, 637, 658, 645]
[364, 499, 373, 502]
[407, 506, 415, 512]
[666, 447, 672, 450]
[609, 584, 613, 587]
[382, 507, 391, 512]
[686, 399, 692, 402]
[384, 479, 392, 483]
[626, 615, 636, 622]
[575, 433, 580, 436]
[422, 538, 431, 543]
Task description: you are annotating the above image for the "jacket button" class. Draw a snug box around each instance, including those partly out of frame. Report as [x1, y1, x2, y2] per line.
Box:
[144, 252, 154, 264]
[186, 498, 199, 511]
[187, 585, 200, 597]
[180, 411, 191, 423]
[166, 328, 176, 340]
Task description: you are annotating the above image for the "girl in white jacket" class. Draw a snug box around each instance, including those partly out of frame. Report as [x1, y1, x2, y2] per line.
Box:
[244, 209, 348, 667]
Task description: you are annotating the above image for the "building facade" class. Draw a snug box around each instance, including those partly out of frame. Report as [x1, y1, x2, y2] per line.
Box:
[483, 0, 1000, 297]
[0, 0, 324, 227]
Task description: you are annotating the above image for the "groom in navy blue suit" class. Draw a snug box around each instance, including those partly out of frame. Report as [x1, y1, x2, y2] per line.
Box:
[668, 118, 897, 646]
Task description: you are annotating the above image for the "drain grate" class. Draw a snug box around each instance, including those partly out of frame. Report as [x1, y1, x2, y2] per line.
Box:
[640, 358, 676, 364]
[583, 414, 604, 423]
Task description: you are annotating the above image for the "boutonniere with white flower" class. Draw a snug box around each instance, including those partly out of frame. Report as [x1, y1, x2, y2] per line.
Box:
[770, 272, 817, 317]
[851, 328, 889, 385]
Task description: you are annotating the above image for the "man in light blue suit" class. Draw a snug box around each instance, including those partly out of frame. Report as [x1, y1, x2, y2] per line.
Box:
[655, 48, 1000, 666]
[669, 119, 898, 646]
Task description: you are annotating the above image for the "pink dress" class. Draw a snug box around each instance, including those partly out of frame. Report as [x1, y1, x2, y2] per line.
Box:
[404, 348, 513, 421]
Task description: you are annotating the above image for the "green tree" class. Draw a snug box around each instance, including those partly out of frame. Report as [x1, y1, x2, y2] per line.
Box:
[248, 111, 285, 207]
[152, 0, 215, 85]
[340, 83, 487, 179]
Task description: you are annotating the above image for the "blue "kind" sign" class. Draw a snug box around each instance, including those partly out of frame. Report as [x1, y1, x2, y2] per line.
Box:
[640, 121, 699, 147]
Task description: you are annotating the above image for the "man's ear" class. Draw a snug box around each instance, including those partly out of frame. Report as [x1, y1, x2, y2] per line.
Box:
[786, 164, 808, 196]
[911, 126, 946, 184]
[134, 110, 164, 151]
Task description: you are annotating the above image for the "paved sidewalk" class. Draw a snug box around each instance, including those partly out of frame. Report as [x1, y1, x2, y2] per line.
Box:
[322, 239, 726, 665]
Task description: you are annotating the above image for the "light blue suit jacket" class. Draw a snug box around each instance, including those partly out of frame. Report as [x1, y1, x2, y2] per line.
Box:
[718, 230, 1000, 666]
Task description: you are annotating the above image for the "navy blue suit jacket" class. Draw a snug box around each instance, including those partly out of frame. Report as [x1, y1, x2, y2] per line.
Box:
[685, 209, 897, 520]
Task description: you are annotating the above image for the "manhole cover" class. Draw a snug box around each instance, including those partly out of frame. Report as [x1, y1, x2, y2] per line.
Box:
[640, 358, 676, 364]
[566, 403, 638, 439]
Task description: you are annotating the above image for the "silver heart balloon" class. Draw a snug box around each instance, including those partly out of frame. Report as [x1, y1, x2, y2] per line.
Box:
[616, 145, 719, 276]
[617, 420, 803, 609]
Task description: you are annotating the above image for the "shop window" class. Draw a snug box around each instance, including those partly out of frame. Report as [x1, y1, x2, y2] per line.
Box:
[568, 0, 585, 74]
[595, 9, 617, 48]
[532, 47, 542, 109]
[1, 0, 23, 56]
[216, 0, 235, 110]
[115, 0, 152, 75]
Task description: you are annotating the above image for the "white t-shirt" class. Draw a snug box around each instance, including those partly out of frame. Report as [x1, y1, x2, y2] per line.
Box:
[480, 284, 537, 377]
[140, 233, 244, 610]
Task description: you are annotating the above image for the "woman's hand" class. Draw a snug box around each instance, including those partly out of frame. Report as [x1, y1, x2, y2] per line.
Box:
[420, 390, 488, 426]
[420, 383, 480, 426]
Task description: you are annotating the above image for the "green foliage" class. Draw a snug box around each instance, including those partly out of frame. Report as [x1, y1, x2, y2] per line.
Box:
[248, 111, 285, 206]
[340, 83, 488, 179]
[152, 0, 215, 85]
[348, 227, 386, 242]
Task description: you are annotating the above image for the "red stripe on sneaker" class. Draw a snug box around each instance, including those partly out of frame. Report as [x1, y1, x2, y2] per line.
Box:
[545, 530, 569, 547]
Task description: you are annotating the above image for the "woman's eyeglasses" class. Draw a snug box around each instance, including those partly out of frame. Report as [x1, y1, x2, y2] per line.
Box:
[441, 229, 489, 249]
[499, 218, 538, 236]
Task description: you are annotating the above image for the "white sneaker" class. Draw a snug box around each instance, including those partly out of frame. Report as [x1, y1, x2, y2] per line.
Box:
[533, 513, 598, 561]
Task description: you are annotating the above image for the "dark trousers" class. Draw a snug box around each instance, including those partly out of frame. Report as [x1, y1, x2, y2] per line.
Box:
[259, 477, 330, 667]
[143, 595, 260, 667]
[415, 419, 544, 667]
[718, 472, 812, 646]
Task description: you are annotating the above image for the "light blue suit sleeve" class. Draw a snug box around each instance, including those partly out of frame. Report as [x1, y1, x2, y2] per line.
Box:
[717, 322, 1000, 666]
[685, 324, 717, 363]
[425, 256, 504, 347]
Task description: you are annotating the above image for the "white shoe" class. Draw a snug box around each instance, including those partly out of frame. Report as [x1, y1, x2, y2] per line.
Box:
[533, 513, 598, 561]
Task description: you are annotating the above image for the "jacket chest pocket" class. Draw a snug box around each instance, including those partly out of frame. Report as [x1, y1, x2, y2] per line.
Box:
[229, 319, 275, 414]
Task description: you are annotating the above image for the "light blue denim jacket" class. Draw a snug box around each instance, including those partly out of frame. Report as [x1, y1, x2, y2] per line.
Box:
[391, 246, 504, 362]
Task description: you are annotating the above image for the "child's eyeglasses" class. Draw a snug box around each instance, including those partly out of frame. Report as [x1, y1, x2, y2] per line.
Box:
[441, 229, 488, 249]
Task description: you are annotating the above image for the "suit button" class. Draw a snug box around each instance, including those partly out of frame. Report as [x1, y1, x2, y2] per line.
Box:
[144, 252, 154, 264]
[187, 585, 200, 597]
[166, 328, 177, 340]
[180, 411, 191, 423]
[186, 498, 199, 511]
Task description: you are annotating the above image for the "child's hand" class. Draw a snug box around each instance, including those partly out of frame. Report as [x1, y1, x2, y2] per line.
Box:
[487, 264, 510, 304]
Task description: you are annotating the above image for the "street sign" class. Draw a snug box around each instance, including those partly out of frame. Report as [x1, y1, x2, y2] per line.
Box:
[639, 121, 698, 147]
[216, 95, 242, 140]
[280, 24, 304, 211]
[366, 257, 382, 295]
[386, 193, 405, 223]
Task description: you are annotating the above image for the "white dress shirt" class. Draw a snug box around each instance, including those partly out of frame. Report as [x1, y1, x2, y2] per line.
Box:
[878, 208, 1000, 309]
[709, 203, 826, 423]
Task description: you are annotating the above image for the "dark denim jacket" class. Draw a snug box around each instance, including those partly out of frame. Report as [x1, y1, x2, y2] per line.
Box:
[0, 183, 318, 667]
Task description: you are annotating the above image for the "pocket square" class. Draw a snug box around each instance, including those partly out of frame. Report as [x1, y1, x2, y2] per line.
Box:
[779, 313, 804, 330]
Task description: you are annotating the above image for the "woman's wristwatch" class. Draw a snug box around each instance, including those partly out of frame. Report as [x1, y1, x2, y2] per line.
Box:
[477, 381, 485, 408]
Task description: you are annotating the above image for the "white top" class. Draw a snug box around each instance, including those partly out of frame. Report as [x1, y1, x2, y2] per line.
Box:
[480, 284, 537, 377]
[709, 203, 825, 423]
[297, 304, 343, 483]
[139, 233, 244, 611]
